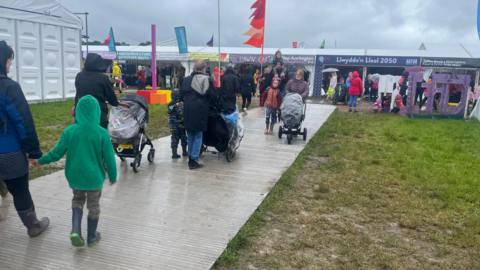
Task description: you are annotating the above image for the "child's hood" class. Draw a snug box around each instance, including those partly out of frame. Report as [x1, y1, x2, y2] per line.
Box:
[75, 95, 101, 125]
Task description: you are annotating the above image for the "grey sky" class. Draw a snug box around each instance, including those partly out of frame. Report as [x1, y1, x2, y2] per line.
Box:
[61, 0, 480, 50]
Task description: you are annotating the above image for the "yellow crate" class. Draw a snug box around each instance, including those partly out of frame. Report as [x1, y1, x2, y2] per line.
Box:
[118, 144, 133, 149]
[157, 90, 172, 103]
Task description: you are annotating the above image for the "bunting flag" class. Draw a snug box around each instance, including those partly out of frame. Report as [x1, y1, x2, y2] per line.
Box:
[207, 35, 214, 47]
[244, 0, 266, 64]
[103, 27, 116, 52]
[293, 42, 297, 48]
[319, 39, 325, 49]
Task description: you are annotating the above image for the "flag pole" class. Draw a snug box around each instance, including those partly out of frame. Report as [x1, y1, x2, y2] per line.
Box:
[218, 0, 221, 75]
[261, 0, 266, 67]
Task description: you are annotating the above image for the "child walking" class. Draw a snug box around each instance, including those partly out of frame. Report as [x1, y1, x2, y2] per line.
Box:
[31, 95, 117, 247]
[260, 80, 283, 135]
[168, 89, 188, 158]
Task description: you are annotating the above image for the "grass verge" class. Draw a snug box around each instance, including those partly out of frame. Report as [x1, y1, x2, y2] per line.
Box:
[213, 109, 480, 269]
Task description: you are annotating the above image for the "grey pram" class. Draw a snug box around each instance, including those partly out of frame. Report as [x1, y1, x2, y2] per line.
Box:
[278, 93, 307, 144]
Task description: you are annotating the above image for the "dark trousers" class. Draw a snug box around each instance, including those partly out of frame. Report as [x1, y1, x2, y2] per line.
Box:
[3, 174, 33, 211]
[415, 91, 424, 105]
[242, 94, 252, 109]
[139, 81, 146, 90]
[369, 89, 378, 102]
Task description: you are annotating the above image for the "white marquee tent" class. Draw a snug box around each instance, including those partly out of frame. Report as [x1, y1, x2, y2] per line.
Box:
[0, 0, 82, 101]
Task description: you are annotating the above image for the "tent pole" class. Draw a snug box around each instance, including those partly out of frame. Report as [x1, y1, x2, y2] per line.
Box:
[218, 0, 221, 75]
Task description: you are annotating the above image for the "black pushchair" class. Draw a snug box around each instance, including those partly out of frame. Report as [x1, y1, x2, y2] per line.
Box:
[332, 84, 349, 105]
[109, 95, 155, 172]
[278, 93, 307, 144]
[201, 105, 244, 162]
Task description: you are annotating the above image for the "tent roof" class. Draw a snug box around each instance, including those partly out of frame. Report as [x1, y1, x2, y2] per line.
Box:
[83, 45, 477, 59]
[0, 0, 82, 29]
[156, 39, 195, 47]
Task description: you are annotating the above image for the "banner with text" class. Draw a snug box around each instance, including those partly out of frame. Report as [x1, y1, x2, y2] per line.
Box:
[318, 55, 421, 67]
[421, 57, 480, 69]
[189, 52, 229, 62]
[117, 52, 190, 61]
[229, 54, 314, 65]
[83, 51, 117, 60]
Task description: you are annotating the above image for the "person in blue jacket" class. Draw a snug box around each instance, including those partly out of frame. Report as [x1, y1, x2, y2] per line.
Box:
[0, 40, 49, 237]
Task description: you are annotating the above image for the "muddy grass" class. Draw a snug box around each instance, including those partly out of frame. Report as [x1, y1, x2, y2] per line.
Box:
[213, 109, 480, 270]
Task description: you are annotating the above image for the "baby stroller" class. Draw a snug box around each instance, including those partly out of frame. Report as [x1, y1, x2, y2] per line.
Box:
[201, 105, 244, 162]
[109, 95, 155, 172]
[332, 84, 349, 105]
[278, 93, 307, 144]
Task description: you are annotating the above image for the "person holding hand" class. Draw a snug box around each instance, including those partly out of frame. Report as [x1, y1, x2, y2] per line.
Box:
[30, 95, 117, 247]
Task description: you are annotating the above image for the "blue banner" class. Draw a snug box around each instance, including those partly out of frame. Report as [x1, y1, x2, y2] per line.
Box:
[107, 27, 116, 52]
[175, 27, 188, 54]
[117, 52, 152, 60]
[317, 55, 421, 67]
[478, 0, 480, 40]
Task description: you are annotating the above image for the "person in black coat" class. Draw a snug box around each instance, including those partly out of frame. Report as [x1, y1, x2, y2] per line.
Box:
[0, 40, 49, 237]
[180, 60, 217, 170]
[240, 66, 256, 115]
[75, 53, 129, 129]
[288, 66, 298, 82]
[219, 66, 240, 114]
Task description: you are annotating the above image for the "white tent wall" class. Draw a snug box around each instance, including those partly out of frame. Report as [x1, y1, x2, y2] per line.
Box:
[0, 0, 82, 102]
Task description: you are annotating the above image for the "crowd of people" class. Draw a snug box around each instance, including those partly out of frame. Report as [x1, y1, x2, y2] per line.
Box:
[0, 43, 313, 248]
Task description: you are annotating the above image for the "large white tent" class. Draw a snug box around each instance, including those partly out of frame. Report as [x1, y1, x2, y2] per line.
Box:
[0, 0, 82, 101]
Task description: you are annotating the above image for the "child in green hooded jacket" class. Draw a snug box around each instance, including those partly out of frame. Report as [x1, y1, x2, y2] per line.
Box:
[31, 95, 117, 247]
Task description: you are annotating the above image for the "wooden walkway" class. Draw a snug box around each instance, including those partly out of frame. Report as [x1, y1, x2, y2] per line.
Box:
[0, 103, 335, 270]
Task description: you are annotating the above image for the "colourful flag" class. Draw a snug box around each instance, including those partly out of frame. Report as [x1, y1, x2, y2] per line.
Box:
[103, 27, 116, 52]
[293, 42, 297, 48]
[207, 35, 214, 47]
[244, 0, 266, 64]
[319, 39, 325, 49]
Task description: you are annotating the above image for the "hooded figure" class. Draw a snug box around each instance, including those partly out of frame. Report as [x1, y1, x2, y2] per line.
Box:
[75, 53, 120, 129]
[0, 40, 49, 237]
[112, 62, 121, 78]
[284, 69, 310, 100]
[168, 89, 188, 158]
[240, 66, 256, 96]
[219, 66, 240, 113]
[288, 66, 298, 82]
[213, 66, 224, 88]
[348, 71, 363, 96]
[39, 95, 117, 247]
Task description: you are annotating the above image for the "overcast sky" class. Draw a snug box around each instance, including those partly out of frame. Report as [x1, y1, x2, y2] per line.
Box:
[61, 0, 480, 50]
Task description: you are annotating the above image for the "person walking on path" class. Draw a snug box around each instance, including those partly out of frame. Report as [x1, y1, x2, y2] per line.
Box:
[287, 66, 298, 82]
[348, 71, 363, 113]
[0, 40, 49, 237]
[75, 53, 129, 130]
[137, 66, 146, 90]
[240, 66, 256, 115]
[220, 66, 240, 114]
[180, 60, 217, 170]
[346, 72, 353, 89]
[213, 66, 224, 89]
[168, 89, 188, 159]
[30, 95, 117, 247]
[284, 70, 310, 101]
[261, 79, 283, 135]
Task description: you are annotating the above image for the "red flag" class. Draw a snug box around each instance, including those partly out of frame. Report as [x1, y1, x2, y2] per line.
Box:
[244, 36, 263, 48]
[244, 0, 266, 64]
[293, 42, 297, 48]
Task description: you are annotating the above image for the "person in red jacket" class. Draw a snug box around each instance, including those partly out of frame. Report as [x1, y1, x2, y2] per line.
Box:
[348, 71, 363, 112]
[213, 66, 224, 89]
[260, 79, 283, 135]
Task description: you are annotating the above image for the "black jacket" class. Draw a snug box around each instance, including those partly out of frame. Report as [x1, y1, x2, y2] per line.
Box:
[0, 41, 42, 158]
[180, 72, 217, 131]
[288, 66, 297, 82]
[75, 53, 119, 127]
[240, 67, 256, 96]
[220, 67, 239, 99]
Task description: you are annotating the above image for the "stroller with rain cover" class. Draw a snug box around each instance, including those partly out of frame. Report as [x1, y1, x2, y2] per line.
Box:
[278, 93, 307, 144]
[109, 95, 155, 172]
[332, 83, 349, 105]
[201, 105, 244, 162]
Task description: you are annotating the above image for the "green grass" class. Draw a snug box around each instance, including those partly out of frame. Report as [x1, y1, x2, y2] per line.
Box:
[214, 110, 480, 269]
[28, 99, 169, 180]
